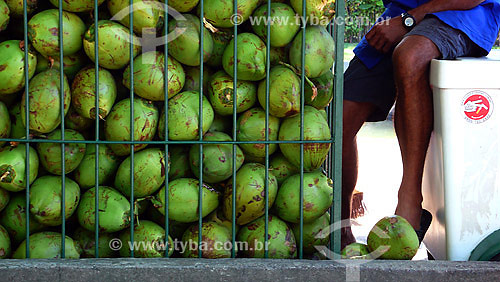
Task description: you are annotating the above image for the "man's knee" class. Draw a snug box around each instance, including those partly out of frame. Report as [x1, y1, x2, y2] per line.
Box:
[342, 100, 376, 141]
[392, 35, 441, 76]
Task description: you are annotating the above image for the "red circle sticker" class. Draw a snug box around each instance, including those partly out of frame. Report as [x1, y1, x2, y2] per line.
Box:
[462, 91, 494, 124]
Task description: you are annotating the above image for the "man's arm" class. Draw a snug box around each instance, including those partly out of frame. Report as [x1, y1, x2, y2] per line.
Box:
[410, 0, 485, 22]
[366, 0, 486, 54]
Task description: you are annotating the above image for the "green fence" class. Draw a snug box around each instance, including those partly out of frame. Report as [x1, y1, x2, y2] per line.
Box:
[0, 0, 344, 259]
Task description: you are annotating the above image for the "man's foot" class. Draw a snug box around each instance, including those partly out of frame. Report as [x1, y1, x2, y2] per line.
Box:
[415, 209, 432, 243]
[341, 226, 356, 250]
[395, 183, 424, 229]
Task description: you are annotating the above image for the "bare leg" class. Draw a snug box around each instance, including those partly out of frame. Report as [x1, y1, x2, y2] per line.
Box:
[341, 100, 376, 249]
[392, 35, 440, 228]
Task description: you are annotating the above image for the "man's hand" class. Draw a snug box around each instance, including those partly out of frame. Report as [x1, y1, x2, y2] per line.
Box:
[365, 0, 486, 54]
[365, 16, 408, 54]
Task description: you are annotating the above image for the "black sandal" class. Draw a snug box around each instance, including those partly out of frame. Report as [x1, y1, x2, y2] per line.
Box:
[415, 209, 433, 243]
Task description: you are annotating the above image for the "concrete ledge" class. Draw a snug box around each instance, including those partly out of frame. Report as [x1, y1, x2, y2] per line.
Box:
[0, 259, 499, 282]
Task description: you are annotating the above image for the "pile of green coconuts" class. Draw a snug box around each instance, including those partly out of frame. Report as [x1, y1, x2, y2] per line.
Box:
[0, 0, 349, 259]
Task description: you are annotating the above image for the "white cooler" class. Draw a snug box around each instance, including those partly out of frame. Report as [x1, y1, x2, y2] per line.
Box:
[422, 50, 500, 261]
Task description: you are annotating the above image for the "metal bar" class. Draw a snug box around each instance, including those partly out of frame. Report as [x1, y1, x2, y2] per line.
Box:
[128, 0, 135, 258]
[164, 0, 170, 259]
[327, 21, 335, 255]
[332, 0, 346, 258]
[198, 0, 205, 259]
[0, 138, 337, 145]
[231, 0, 238, 259]
[264, 0, 271, 259]
[22, 0, 30, 259]
[299, 0, 307, 259]
[94, 0, 100, 259]
[58, 0, 66, 258]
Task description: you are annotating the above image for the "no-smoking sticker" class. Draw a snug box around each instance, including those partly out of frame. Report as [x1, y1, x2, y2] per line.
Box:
[462, 91, 493, 124]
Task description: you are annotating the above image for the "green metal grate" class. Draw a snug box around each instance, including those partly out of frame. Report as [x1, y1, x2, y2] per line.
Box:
[0, 0, 345, 259]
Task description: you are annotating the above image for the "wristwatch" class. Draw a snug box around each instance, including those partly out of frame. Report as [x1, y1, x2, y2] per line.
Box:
[401, 12, 416, 30]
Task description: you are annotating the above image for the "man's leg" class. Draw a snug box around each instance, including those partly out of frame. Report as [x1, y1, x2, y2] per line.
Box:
[392, 35, 440, 228]
[341, 100, 376, 249]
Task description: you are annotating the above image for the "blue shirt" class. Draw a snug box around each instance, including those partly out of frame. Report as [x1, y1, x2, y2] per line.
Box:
[354, 0, 500, 69]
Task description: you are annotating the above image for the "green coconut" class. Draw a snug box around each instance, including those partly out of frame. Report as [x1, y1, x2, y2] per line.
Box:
[202, 0, 260, 28]
[29, 176, 80, 226]
[274, 171, 333, 223]
[270, 46, 288, 65]
[257, 66, 301, 118]
[0, 144, 39, 192]
[206, 29, 232, 68]
[208, 114, 233, 134]
[0, 188, 9, 212]
[145, 205, 192, 240]
[205, 208, 239, 234]
[252, 3, 300, 47]
[27, 9, 86, 57]
[0, 104, 10, 136]
[0, 101, 9, 144]
[222, 33, 267, 81]
[35, 51, 88, 81]
[83, 20, 141, 70]
[278, 106, 331, 171]
[123, 51, 185, 101]
[71, 66, 117, 120]
[65, 106, 93, 132]
[158, 91, 214, 141]
[21, 69, 71, 134]
[37, 129, 86, 175]
[269, 152, 299, 185]
[181, 222, 233, 258]
[49, 0, 105, 12]
[341, 242, 372, 259]
[189, 131, 244, 184]
[108, 0, 163, 35]
[237, 215, 297, 258]
[223, 163, 278, 225]
[152, 178, 219, 223]
[305, 70, 334, 109]
[289, 25, 334, 78]
[367, 215, 419, 260]
[73, 145, 121, 190]
[0, 40, 37, 95]
[0, 1, 9, 33]
[134, 198, 149, 216]
[0, 193, 45, 244]
[169, 0, 199, 12]
[77, 186, 131, 233]
[291, 212, 330, 254]
[0, 224, 10, 258]
[114, 148, 167, 198]
[104, 98, 159, 156]
[168, 145, 194, 180]
[8, 103, 25, 139]
[12, 231, 80, 259]
[4, 0, 37, 18]
[208, 70, 257, 116]
[119, 220, 174, 258]
[182, 65, 212, 93]
[167, 14, 213, 66]
[72, 227, 116, 258]
[290, 0, 335, 26]
[236, 107, 280, 158]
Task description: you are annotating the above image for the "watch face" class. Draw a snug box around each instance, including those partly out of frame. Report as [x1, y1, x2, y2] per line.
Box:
[404, 17, 414, 27]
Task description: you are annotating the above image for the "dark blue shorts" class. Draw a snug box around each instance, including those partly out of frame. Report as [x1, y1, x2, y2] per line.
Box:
[344, 16, 485, 122]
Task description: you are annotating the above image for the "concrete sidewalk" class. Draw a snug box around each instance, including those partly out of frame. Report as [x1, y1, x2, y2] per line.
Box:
[0, 258, 499, 282]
